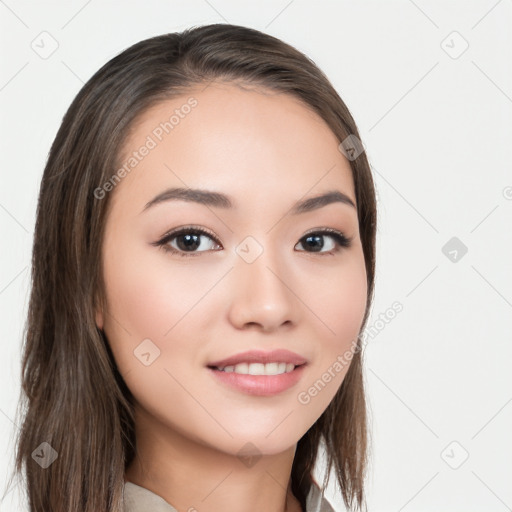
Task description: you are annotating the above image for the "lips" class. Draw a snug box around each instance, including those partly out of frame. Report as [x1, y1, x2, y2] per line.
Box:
[207, 349, 308, 369]
[208, 363, 307, 396]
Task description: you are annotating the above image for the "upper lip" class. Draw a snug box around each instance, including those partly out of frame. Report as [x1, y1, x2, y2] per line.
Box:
[208, 349, 308, 368]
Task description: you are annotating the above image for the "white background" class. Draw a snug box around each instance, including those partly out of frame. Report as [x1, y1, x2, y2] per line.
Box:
[1, 1, 511, 511]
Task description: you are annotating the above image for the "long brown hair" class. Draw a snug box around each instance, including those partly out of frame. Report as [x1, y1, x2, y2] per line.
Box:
[9, 23, 377, 512]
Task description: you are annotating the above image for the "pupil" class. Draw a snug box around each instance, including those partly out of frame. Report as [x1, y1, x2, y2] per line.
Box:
[304, 234, 323, 252]
[178, 234, 200, 251]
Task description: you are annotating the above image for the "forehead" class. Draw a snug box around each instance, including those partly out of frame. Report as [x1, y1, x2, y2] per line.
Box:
[112, 82, 356, 215]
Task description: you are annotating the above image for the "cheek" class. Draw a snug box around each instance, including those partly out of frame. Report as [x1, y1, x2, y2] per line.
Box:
[294, 250, 367, 409]
[107, 240, 199, 325]
[324, 268, 367, 343]
[101, 245, 217, 438]
[299, 249, 368, 348]
[101, 239, 207, 371]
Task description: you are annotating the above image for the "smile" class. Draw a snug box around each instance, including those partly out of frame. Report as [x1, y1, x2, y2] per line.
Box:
[207, 363, 307, 396]
[212, 362, 297, 375]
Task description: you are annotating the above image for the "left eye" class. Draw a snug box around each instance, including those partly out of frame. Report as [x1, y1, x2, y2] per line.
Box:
[296, 229, 352, 254]
[152, 226, 352, 257]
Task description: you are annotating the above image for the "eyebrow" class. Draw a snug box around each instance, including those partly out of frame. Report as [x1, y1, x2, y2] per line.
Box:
[141, 187, 356, 215]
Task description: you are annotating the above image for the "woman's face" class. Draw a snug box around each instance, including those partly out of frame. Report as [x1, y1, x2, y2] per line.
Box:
[96, 82, 368, 456]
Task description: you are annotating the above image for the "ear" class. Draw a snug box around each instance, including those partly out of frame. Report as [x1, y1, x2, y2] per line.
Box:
[95, 308, 104, 331]
[94, 290, 106, 331]
[94, 293, 105, 331]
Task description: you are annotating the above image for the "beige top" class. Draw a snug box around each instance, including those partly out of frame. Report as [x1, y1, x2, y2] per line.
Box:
[123, 480, 336, 512]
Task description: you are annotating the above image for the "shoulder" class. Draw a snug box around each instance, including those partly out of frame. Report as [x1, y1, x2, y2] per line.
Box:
[123, 481, 178, 512]
[306, 480, 337, 512]
[123, 478, 337, 512]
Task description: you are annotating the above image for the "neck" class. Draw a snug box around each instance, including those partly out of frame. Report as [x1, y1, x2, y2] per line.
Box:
[124, 405, 303, 512]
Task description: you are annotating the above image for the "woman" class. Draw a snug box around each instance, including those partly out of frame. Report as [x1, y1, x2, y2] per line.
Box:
[12, 23, 377, 512]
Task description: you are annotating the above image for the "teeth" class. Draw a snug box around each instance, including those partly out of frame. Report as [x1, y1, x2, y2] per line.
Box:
[218, 362, 296, 375]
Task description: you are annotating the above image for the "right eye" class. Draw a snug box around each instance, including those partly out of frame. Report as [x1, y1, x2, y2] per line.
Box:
[152, 226, 222, 257]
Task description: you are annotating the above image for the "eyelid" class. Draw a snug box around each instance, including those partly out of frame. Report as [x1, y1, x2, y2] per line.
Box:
[160, 224, 220, 243]
[302, 226, 348, 238]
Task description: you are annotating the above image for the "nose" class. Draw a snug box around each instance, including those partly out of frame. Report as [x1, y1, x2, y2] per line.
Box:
[227, 245, 298, 333]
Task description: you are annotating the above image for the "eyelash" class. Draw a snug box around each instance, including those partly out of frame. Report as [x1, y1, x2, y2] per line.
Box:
[152, 225, 352, 258]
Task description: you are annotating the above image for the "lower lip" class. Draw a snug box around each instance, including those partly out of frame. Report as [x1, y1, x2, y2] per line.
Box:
[207, 364, 307, 397]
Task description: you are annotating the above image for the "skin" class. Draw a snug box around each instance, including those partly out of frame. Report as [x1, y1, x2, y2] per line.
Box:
[95, 82, 368, 512]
